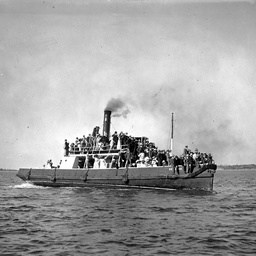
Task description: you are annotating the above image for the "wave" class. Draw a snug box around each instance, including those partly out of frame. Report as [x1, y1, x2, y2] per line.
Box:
[11, 183, 46, 189]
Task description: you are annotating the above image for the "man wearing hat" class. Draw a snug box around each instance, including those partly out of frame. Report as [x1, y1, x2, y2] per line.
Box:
[183, 145, 188, 156]
[64, 139, 69, 156]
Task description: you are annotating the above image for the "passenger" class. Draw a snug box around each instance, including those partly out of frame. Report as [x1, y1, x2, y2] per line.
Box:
[166, 150, 173, 166]
[193, 149, 199, 164]
[92, 126, 100, 137]
[109, 138, 114, 149]
[198, 153, 204, 164]
[137, 143, 143, 154]
[110, 156, 118, 168]
[144, 148, 149, 157]
[95, 134, 102, 150]
[99, 156, 107, 169]
[99, 142, 105, 150]
[46, 159, 53, 169]
[125, 148, 131, 167]
[178, 155, 184, 170]
[87, 134, 94, 149]
[183, 145, 188, 156]
[119, 150, 126, 167]
[147, 143, 154, 158]
[152, 148, 158, 158]
[128, 137, 137, 158]
[127, 135, 133, 149]
[99, 135, 110, 149]
[81, 136, 87, 152]
[140, 160, 146, 167]
[183, 154, 188, 173]
[93, 155, 100, 169]
[135, 159, 141, 167]
[170, 155, 175, 174]
[162, 160, 167, 166]
[174, 155, 180, 175]
[88, 155, 94, 168]
[64, 139, 69, 156]
[111, 158, 118, 168]
[123, 132, 129, 149]
[208, 153, 214, 164]
[91, 135, 96, 150]
[117, 133, 122, 149]
[75, 137, 80, 153]
[111, 131, 119, 149]
[202, 153, 207, 164]
[144, 156, 151, 167]
[138, 150, 145, 162]
[157, 151, 167, 166]
[122, 132, 128, 147]
[74, 144, 80, 154]
[84, 155, 89, 168]
[187, 153, 194, 173]
[151, 156, 158, 167]
[70, 143, 75, 154]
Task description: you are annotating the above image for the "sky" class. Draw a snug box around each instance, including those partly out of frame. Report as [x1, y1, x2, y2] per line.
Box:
[1, 0, 256, 169]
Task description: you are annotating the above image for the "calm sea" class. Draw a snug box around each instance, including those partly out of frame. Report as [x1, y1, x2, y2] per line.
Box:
[0, 169, 255, 256]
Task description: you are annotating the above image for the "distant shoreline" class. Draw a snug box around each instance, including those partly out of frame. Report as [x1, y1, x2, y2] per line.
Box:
[218, 164, 256, 170]
[0, 169, 17, 171]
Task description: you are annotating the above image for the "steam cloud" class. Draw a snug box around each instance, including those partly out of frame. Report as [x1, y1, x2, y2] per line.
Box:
[105, 98, 130, 118]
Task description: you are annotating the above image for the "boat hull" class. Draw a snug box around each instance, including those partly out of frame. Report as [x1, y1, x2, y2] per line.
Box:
[17, 164, 217, 191]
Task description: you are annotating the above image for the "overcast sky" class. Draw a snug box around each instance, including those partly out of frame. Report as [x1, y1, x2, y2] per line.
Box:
[1, 0, 256, 168]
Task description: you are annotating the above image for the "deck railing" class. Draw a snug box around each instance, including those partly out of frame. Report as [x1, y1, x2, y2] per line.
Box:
[68, 144, 129, 155]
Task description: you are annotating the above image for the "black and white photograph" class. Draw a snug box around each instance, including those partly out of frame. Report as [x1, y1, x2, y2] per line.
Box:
[0, 0, 256, 255]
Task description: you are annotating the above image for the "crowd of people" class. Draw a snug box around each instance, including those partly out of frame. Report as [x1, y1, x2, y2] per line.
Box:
[63, 126, 214, 173]
[63, 126, 152, 157]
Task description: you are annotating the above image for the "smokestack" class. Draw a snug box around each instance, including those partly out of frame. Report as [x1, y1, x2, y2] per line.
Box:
[103, 110, 111, 139]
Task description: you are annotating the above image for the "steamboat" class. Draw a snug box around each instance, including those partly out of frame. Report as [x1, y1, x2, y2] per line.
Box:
[17, 109, 217, 191]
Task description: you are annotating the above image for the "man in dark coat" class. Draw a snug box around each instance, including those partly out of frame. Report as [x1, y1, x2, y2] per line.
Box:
[111, 131, 119, 149]
[64, 139, 69, 156]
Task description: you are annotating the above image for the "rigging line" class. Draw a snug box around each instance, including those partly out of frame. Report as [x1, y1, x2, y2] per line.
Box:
[110, 121, 117, 134]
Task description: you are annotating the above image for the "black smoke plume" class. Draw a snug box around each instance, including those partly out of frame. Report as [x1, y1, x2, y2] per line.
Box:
[105, 98, 130, 118]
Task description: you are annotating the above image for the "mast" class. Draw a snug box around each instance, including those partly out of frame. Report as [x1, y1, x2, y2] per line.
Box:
[170, 112, 174, 152]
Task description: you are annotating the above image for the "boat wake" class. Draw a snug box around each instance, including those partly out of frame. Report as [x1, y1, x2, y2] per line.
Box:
[11, 182, 46, 189]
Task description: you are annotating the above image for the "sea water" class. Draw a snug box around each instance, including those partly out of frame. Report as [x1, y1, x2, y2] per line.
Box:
[0, 169, 255, 255]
